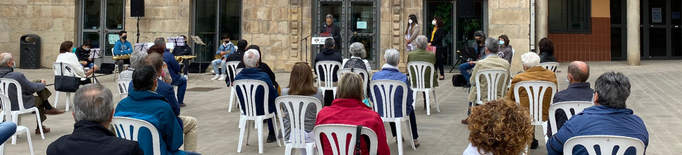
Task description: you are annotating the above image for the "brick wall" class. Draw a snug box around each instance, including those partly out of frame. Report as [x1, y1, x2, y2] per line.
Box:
[548, 17, 611, 62]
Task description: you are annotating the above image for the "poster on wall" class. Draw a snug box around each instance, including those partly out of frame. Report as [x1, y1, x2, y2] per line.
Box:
[652, 8, 663, 23]
[357, 21, 367, 29]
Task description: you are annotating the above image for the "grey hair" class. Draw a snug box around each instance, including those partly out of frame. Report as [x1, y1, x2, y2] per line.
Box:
[521, 52, 540, 68]
[243, 49, 260, 68]
[0, 53, 12, 67]
[73, 84, 113, 123]
[384, 49, 400, 66]
[484, 37, 499, 54]
[349, 42, 366, 58]
[130, 51, 148, 69]
[594, 71, 631, 109]
[415, 35, 428, 49]
[154, 37, 165, 46]
[326, 14, 333, 19]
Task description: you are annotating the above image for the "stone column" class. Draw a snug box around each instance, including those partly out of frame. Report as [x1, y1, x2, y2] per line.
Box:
[535, 0, 548, 51]
[627, 0, 641, 66]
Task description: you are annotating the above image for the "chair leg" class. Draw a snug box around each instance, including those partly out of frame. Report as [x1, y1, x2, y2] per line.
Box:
[65, 92, 71, 111]
[412, 91, 417, 110]
[396, 121, 404, 155]
[306, 145, 315, 155]
[53, 91, 60, 109]
[273, 117, 282, 147]
[246, 121, 252, 145]
[257, 119, 264, 154]
[25, 131, 34, 155]
[433, 90, 440, 113]
[284, 147, 292, 155]
[228, 87, 235, 113]
[35, 111, 44, 139]
[425, 91, 431, 116]
[406, 119, 416, 150]
[237, 118, 246, 153]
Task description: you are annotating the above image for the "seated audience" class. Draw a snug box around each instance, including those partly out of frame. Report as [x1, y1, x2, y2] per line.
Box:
[47, 84, 144, 155]
[547, 61, 592, 136]
[114, 65, 200, 155]
[316, 73, 390, 155]
[171, 35, 193, 76]
[224, 39, 248, 86]
[234, 49, 279, 143]
[507, 52, 557, 149]
[146, 45, 173, 83]
[155, 38, 187, 107]
[538, 38, 557, 63]
[56, 41, 87, 78]
[280, 62, 323, 155]
[462, 37, 510, 125]
[0, 53, 64, 134]
[459, 31, 487, 86]
[119, 50, 148, 81]
[371, 49, 420, 147]
[210, 34, 235, 81]
[237, 45, 279, 89]
[464, 99, 534, 155]
[74, 40, 99, 76]
[343, 42, 372, 71]
[497, 35, 513, 64]
[313, 38, 342, 106]
[407, 35, 438, 109]
[547, 71, 649, 155]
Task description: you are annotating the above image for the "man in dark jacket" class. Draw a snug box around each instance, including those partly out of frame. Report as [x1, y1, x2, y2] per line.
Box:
[75, 40, 99, 74]
[224, 39, 249, 86]
[322, 14, 342, 51]
[314, 38, 343, 82]
[47, 84, 144, 155]
[547, 61, 593, 136]
[171, 35, 193, 76]
[0, 53, 64, 134]
[155, 38, 187, 106]
[235, 49, 279, 143]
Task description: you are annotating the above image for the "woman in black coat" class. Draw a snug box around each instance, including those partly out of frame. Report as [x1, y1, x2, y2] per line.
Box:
[429, 16, 447, 80]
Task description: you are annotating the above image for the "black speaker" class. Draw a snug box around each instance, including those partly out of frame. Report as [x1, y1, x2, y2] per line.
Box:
[131, 0, 145, 17]
[188, 62, 210, 73]
[458, 0, 475, 18]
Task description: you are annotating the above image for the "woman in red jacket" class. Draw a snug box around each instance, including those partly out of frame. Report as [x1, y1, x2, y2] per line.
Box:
[315, 73, 391, 155]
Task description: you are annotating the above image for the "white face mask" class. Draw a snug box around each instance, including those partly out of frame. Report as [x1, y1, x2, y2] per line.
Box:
[566, 78, 570, 85]
[408, 20, 413, 24]
[431, 20, 436, 26]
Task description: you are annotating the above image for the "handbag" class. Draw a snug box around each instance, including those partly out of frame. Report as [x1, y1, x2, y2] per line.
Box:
[426, 45, 436, 53]
[54, 62, 81, 92]
[354, 125, 363, 155]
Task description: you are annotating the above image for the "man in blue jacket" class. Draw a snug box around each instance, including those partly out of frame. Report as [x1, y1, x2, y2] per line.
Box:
[234, 49, 279, 143]
[547, 71, 648, 155]
[547, 61, 593, 136]
[155, 38, 187, 107]
[115, 65, 200, 155]
[113, 31, 133, 72]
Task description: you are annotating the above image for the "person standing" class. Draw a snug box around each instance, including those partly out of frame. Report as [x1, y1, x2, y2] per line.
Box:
[428, 16, 446, 80]
[113, 31, 133, 72]
[405, 14, 421, 52]
[322, 14, 342, 52]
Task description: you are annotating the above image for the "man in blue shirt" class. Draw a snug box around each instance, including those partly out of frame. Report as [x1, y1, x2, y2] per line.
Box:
[234, 49, 279, 143]
[547, 61, 593, 136]
[547, 71, 648, 155]
[113, 31, 133, 73]
[155, 38, 187, 107]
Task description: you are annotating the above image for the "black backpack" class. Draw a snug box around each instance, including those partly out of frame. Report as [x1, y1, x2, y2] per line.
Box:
[452, 74, 467, 87]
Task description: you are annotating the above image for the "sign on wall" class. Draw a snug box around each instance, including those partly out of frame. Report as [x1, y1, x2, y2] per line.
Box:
[652, 8, 662, 23]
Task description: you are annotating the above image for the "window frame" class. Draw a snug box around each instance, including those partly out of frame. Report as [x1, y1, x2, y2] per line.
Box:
[548, 0, 592, 34]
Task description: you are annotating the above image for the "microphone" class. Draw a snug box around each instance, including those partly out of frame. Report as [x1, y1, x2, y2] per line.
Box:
[320, 24, 327, 33]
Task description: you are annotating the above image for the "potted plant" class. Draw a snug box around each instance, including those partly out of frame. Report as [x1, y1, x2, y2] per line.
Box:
[459, 18, 480, 47]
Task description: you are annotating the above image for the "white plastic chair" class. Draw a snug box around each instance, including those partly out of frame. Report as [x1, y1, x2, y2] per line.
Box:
[547, 101, 592, 137]
[0, 78, 45, 140]
[275, 96, 323, 155]
[564, 135, 646, 155]
[540, 62, 560, 73]
[116, 79, 131, 99]
[313, 124, 378, 155]
[52, 62, 87, 111]
[234, 80, 282, 154]
[0, 94, 34, 155]
[315, 61, 342, 99]
[473, 69, 509, 105]
[369, 80, 416, 154]
[228, 68, 244, 113]
[406, 61, 440, 116]
[226, 61, 241, 113]
[513, 81, 557, 142]
[111, 116, 162, 155]
[337, 68, 370, 96]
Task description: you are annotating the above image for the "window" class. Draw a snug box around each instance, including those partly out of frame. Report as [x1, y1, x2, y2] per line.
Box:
[192, 0, 242, 62]
[549, 0, 591, 33]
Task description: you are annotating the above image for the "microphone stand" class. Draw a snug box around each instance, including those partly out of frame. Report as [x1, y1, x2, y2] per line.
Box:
[301, 34, 311, 63]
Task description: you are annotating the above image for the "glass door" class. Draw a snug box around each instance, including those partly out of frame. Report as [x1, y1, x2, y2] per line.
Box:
[672, 0, 681, 57]
[642, 0, 682, 59]
[192, 0, 242, 62]
[347, 2, 377, 68]
[647, 0, 668, 57]
[79, 0, 125, 65]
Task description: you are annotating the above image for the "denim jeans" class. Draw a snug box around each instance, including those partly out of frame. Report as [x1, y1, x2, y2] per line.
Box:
[459, 63, 476, 83]
[0, 122, 17, 143]
[171, 76, 187, 104]
[211, 59, 226, 75]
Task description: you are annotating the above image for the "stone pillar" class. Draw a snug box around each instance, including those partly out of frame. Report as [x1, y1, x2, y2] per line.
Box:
[535, 0, 548, 51]
[627, 0, 640, 66]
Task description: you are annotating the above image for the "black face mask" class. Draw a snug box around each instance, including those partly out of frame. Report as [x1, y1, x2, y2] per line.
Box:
[476, 40, 482, 44]
[122, 36, 127, 40]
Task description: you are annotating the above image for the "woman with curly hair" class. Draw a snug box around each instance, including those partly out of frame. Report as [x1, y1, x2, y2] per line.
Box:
[464, 99, 534, 155]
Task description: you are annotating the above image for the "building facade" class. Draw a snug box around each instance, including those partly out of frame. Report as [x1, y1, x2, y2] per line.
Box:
[0, 0, 666, 73]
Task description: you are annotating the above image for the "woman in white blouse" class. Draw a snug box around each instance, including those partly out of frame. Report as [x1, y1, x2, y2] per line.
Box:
[55, 41, 87, 78]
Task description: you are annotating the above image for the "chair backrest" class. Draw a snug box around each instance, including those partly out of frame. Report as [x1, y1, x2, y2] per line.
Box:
[314, 124, 378, 155]
[116, 79, 131, 98]
[548, 101, 592, 135]
[51, 62, 78, 78]
[275, 95, 323, 147]
[540, 62, 560, 73]
[513, 81, 557, 125]
[337, 68, 370, 95]
[369, 80, 408, 120]
[235, 68, 243, 76]
[0, 78, 26, 111]
[406, 61, 435, 90]
[0, 94, 15, 123]
[233, 80, 271, 117]
[225, 61, 240, 77]
[474, 69, 509, 104]
[315, 61, 342, 88]
[111, 116, 162, 155]
[564, 135, 645, 155]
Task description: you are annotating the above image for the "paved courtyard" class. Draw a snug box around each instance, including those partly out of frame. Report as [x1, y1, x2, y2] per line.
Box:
[4, 60, 682, 155]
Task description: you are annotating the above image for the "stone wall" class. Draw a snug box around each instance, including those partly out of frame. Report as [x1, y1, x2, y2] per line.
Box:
[0, 0, 77, 68]
[123, 0, 191, 45]
[242, 0, 297, 72]
[487, 0, 530, 75]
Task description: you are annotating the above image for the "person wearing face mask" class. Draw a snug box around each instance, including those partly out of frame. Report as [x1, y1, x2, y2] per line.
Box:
[75, 40, 100, 76]
[497, 35, 513, 64]
[405, 14, 421, 52]
[546, 61, 592, 136]
[321, 14, 342, 53]
[113, 31, 133, 73]
[459, 31, 486, 87]
[172, 35, 193, 76]
[57, 41, 90, 81]
[428, 16, 447, 80]
[211, 34, 236, 81]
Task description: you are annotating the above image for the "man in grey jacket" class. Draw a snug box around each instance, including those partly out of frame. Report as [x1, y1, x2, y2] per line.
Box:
[0, 53, 64, 134]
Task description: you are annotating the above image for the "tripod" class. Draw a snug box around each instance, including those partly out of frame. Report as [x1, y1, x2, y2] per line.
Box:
[193, 46, 207, 84]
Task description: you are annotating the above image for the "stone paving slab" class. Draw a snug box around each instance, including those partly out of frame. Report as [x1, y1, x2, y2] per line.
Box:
[5, 60, 682, 155]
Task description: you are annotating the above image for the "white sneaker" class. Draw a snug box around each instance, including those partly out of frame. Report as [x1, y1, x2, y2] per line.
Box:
[218, 75, 227, 81]
[211, 74, 221, 80]
[211, 70, 215, 74]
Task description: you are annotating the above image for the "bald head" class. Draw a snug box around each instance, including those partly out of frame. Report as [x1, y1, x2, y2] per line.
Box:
[568, 61, 590, 83]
